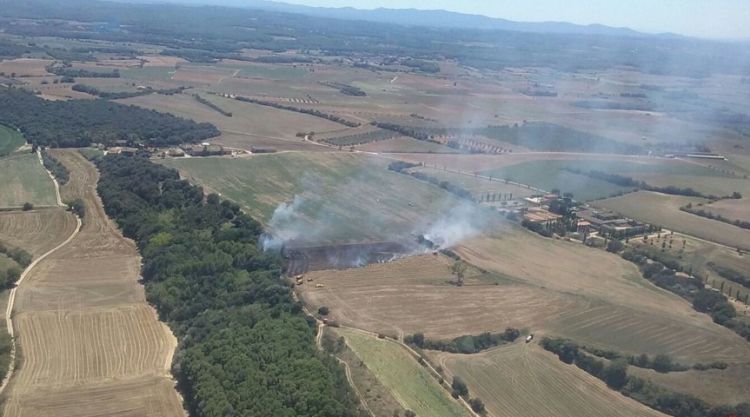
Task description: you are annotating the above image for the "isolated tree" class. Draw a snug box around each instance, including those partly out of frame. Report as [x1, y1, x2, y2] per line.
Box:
[22, 202, 33, 211]
[318, 306, 330, 316]
[469, 398, 486, 414]
[451, 261, 467, 286]
[451, 376, 469, 398]
[404, 411, 416, 417]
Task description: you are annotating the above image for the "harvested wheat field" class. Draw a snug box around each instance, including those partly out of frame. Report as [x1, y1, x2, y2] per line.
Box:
[0, 209, 77, 257]
[3, 150, 184, 417]
[433, 342, 668, 417]
[455, 232, 750, 363]
[300, 254, 589, 340]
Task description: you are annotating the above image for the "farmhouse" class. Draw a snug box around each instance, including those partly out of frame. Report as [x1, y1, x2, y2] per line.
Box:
[180, 143, 228, 156]
[577, 208, 649, 236]
[523, 207, 562, 225]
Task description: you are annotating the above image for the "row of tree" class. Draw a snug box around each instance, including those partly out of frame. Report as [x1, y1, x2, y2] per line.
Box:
[72, 84, 186, 100]
[405, 329, 520, 354]
[681, 205, 750, 230]
[96, 154, 365, 417]
[0, 88, 219, 147]
[40, 149, 69, 185]
[233, 95, 360, 127]
[541, 337, 750, 417]
[621, 249, 750, 341]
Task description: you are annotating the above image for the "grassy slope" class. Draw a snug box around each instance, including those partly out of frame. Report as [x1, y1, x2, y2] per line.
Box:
[439, 343, 666, 417]
[162, 153, 480, 244]
[335, 328, 470, 417]
[0, 153, 57, 208]
[0, 125, 25, 156]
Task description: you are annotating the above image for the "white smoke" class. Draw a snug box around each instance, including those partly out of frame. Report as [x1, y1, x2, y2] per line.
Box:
[261, 195, 306, 250]
[421, 202, 484, 250]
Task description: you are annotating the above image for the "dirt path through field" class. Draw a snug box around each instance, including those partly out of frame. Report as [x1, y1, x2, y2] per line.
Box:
[2, 151, 185, 417]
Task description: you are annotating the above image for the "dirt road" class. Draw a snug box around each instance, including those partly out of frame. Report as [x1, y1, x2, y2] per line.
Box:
[2, 151, 185, 417]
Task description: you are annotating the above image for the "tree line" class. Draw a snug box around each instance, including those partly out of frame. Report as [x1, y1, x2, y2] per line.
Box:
[405, 328, 520, 354]
[0, 88, 219, 147]
[96, 154, 366, 417]
[72, 84, 187, 100]
[680, 204, 750, 230]
[541, 337, 750, 417]
[232, 95, 361, 127]
[563, 167, 742, 200]
[193, 94, 233, 117]
[708, 262, 750, 288]
[41, 149, 69, 185]
[621, 249, 750, 342]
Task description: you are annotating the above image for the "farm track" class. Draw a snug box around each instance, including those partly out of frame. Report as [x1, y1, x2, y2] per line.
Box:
[2, 151, 184, 417]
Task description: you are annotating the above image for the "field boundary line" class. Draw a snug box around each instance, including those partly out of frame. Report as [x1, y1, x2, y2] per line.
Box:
[36, 149, 64, 207]
[0, 214, 81, 395]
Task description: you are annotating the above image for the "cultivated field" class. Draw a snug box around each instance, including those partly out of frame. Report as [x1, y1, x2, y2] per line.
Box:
[162, 152, 487, 244]
[699, 198, 750, 223]
[0, 209, 76, 257]
[434, 343, 667, 417]
[0, 125, 24, 156]
[595, 191, 750, 250]
[333, 327, 471, 417]
[0, 59, 52, 77]
[0, 153, 57, 208]
[3, 151, 184, 417]
[629, 364, 750, 407]
[301, 232, 750, 363]
[119, 92, 345, 151]
[408, 166, 534, 199]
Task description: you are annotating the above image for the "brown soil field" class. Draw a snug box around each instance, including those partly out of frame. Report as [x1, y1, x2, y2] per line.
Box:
[455, 232, 750, 363]
[300, 254, 593, 340]
[629, 364, 750, 406]
[701, 198, 750, 222]
[595, 191, 750, 250]
[433, 343, 668, 417]
[0, 59, 52, 77]
[119, 93, 345, 151]
[0, 209, 77, 257]
[302, 231, 750, 363]
[357, 136, 460, 153]
[3, 151, 184, 417]
[395, 152, 668, 173]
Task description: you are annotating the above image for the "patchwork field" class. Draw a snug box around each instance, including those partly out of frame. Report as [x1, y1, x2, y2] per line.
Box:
[0, 209, 77, 257]
[2, 151, 184, 417]
[119, 92, 345, 151]
[333, 327, 471, 417]
[0, 125, 24, 156]
[629, 364, 750, 407]
[162, 152, 490, 244]
[0, 209, 76, 257]
[0, 153, 57, 208]
[434, 343, 667, 417]
[595, 191, 750, 250]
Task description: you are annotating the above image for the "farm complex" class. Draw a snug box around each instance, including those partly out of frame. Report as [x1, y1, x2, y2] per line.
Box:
[0, 1, 749, 417]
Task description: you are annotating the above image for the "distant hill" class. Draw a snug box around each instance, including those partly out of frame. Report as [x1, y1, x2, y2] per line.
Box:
[122, 0, 649, 37]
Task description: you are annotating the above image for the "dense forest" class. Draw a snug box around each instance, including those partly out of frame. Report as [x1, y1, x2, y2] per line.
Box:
[96, 155, 365, 417]
[0, 88, 218, 147]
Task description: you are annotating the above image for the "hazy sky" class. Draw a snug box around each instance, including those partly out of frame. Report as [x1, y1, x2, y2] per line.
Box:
[278, 0, 750, 39]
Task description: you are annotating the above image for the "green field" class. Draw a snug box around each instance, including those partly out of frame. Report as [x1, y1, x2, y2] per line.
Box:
[595, 191, 750, 250]
[410, 166, 534, 199]
[440, 343, 665, 417]
[0, 153, 57, 208]
[0, 124, 25, 156]
[335, 328, 471, 417]
[481, 160, 634, 201]
[162, 153, 488, 244]
[480, 158, 739, 202]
